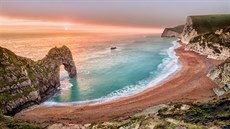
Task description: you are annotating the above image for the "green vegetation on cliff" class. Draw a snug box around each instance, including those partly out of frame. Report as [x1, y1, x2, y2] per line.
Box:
[0, 46, 77, 115]
[0, 115, 42, 129]
[159, 97, 230, 128]
[0, 47, 37, 114]
[83, 96, 230, 129]
[190, 14, 230, 34]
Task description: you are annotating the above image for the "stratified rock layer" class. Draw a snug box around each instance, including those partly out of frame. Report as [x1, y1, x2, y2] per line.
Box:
[0, 45, 77, 115]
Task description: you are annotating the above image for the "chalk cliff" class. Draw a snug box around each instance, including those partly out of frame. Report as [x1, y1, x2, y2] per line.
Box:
[181, 14, 230, 44]
[179, 14, 230, 96]
[185, 26, 230, 60]
[161, 25, 184, 38]
[0, 46, 77, 115]
[208, 59, 230, 88]
[162, 14, 230, 95]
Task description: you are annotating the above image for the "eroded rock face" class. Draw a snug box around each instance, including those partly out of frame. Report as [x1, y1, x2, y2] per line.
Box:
[179, 15, 230, 96]
[162, 15, 230, 96]
[179, 15, 230, 60]
[181, 16, 199, 44]
[185, 26, 230, 60]
[0, 45, 77, 115]
[208, 59, 230, 88]
[181, 15, 230, 44]
[161, 25, 184, 38]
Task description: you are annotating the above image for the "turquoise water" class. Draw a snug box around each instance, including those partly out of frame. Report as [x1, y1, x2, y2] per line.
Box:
[0, 33, 180, 104]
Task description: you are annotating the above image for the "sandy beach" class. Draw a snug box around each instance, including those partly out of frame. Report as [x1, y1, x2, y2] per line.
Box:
[14, 44, 222, 126]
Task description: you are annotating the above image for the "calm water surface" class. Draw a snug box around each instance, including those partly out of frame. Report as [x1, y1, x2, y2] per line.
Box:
[0, 33, 180, 104]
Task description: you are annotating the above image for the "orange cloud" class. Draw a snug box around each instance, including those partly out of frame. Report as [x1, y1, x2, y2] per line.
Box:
[0, 16, 163, 34]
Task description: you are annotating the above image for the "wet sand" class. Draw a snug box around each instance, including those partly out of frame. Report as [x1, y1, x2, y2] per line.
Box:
[14, 44, 222, 126]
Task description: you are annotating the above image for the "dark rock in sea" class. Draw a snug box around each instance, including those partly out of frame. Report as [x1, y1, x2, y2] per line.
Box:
[110, 47, 117, 50]
[161, 25, 184, 38]
[0, 45, 77, 115]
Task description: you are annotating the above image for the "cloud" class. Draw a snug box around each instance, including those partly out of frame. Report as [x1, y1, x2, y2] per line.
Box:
[0, 0, 229, 27]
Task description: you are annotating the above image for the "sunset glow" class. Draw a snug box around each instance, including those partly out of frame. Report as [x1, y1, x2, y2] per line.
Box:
[0, 0, 229, 127]
[0, 16, 163, 34]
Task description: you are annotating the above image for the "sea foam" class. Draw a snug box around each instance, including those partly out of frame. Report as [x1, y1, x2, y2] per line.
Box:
[95, 41, 182, 103]
[43, 41, 182, 106]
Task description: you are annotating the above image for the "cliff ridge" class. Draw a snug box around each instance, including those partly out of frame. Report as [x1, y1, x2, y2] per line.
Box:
[161, 25, 184, 38]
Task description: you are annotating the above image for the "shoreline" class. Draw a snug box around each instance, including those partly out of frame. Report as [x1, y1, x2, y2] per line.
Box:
[44, 40, 182, 106]
[14, 43, 222, 126]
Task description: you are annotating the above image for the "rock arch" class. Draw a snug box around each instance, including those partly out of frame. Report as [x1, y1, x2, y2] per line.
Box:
[0, 45, 77, 115]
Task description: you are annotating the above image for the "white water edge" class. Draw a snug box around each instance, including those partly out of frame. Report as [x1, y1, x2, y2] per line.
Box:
[43, 40, 182, 106]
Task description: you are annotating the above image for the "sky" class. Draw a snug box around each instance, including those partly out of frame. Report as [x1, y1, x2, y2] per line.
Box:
[0, 0, 229, 33]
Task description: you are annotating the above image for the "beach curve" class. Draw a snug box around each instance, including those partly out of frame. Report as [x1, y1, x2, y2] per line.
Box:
[44, 40, 182, 106]
[14, 42, 222, 126]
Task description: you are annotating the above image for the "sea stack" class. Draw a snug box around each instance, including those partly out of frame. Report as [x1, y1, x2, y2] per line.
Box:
[0, 45, 77, 115]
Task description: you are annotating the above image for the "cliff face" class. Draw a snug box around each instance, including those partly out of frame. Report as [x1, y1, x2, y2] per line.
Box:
[185, 26, 230, 60]
[0, 46, 77, 115]
[161, 25, 184, 38]
[208, 59, 230, 88]
[180, 15, 230, 96]
[181, 14, 230, 44]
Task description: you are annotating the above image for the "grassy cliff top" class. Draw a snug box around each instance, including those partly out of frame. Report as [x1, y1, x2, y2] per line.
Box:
[166, 25, 185, 33]
[0, 115, 42, 129]
[189, 14, 230, 34]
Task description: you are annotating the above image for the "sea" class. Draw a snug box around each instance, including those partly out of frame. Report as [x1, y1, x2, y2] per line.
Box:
[0, 32, 181, 105]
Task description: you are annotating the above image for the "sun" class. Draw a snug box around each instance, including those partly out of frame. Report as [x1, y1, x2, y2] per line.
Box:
[64, 27, 68, 31]
[64, 27, 69, 31]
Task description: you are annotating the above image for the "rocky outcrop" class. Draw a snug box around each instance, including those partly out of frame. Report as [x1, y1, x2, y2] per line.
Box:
[181, 14, 230, 44]
[208, 59, 230, 87]
[179, 15, 230, 96]
[162, 15, 230, 96]
[0, 46, 77, 115]
[161, 25, 184, 38]
[161, 15, 230, 60]
[185, 26, 230, 60]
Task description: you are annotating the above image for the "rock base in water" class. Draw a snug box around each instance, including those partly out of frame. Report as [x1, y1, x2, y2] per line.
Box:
[0, 45, 77, 115]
